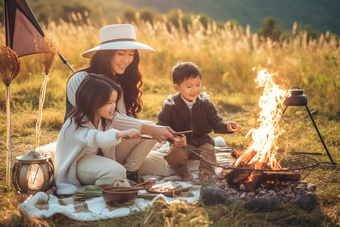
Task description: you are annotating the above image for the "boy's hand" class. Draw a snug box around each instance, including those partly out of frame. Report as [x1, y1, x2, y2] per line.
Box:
[117, 129, 141, 139]
[173, 134, 187, 148]
[227, 121, 241, 133]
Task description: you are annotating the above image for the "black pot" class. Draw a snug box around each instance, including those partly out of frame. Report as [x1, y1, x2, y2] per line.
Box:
[284, 86, 307, 106]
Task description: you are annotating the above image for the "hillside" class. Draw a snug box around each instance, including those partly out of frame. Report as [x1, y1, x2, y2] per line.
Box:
[1, 0, 338, 35]
[120, 0, 340, 34]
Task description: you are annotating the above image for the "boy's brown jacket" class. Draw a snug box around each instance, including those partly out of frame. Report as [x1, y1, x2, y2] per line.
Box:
[156, 92, 233, 147]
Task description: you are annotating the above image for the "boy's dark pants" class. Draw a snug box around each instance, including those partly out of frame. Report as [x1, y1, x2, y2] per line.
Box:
[164, 143, 216, 174]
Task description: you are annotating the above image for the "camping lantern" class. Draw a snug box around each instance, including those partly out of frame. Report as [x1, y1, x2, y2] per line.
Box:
[12, 150, 54, 194]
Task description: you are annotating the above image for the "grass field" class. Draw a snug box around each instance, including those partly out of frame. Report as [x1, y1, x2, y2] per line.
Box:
[0, 15, 340, 226]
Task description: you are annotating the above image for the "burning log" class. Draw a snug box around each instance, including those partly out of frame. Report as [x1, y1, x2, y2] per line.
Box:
[226, 167, 254, 184]
[231, 150, 242, 159]
[262, 171, 301, 182]
[223, 149, 303, 192]
[233, 149, 257, 167]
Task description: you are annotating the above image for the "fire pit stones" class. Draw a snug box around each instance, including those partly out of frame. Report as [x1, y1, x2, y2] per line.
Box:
[201, 179, 317, 212]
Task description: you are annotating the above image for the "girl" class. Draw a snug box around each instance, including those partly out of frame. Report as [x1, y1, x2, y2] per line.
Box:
[55, 74, 141, 195]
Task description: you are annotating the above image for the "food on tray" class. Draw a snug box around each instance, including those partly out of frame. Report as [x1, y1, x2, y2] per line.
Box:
[149, 182, 181, 192]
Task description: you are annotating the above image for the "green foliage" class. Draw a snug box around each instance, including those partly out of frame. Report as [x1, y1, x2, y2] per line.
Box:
[139, 8, 159, 24]
[120, 0, 340, 35]
[166, 9, 191, 32]
[304, 24, 320, 40]
[257, 17, 281, 41]
[123, 7, 137, 23]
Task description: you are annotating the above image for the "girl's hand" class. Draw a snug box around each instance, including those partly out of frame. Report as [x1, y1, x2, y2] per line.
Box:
[173, 134, 187, 148]
[227, 121, 241, 133]
[116, 129, 141, 139]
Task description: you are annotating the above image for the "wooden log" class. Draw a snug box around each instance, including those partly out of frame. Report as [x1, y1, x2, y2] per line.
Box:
[219, 168, 233, 179]
[262, 170, 301, 182]
[244, 162, 267, 192]
[224, 164, 255, 184]
[233, 150, 257, 167]
[231, 150, 243, 159]
[245, 171, 263, 192]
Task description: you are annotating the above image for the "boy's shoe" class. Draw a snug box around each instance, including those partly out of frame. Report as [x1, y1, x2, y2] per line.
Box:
[179, 168, 193, 181]
[198, 170, 213, 182]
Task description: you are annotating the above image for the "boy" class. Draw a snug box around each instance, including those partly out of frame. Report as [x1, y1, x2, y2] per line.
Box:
[156, 62, 241, 182]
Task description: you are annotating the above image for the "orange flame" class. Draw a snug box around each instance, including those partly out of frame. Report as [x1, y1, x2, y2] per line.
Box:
[235, 68, 288, 170]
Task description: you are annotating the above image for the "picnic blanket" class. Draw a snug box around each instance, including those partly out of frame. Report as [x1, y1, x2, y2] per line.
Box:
[19, 177, 201, 221]
[19, 137, 230, 221]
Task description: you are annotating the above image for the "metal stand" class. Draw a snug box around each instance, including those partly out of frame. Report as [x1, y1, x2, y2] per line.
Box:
[282, 105, 336, 165]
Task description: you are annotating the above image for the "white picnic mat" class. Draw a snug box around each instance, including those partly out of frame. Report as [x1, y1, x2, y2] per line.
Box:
[20, 137, 231, 221]
[18, 175, 201, 221]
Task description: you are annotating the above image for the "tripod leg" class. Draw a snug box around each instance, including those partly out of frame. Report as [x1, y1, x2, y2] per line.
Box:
[305, 106, 335, 164]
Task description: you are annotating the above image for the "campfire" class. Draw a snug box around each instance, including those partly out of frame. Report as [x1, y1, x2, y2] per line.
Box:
[185, 68, 320, 194]
[184, 67, 322, 210]
[220, 69, 311, 191]
[184, 67, 327, 210]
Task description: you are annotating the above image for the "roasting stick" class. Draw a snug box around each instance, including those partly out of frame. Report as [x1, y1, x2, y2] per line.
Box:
[139, 130, 193, 140]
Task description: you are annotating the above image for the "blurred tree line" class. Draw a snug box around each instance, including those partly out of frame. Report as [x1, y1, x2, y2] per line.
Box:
[0, 0, 337, 43]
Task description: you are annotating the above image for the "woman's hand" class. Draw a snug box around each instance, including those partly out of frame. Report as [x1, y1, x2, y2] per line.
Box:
[116, 129, 141, 139]
[141, 124, 175, 143]
[173, 134, 187, 148]
[227, 121, 241, 133]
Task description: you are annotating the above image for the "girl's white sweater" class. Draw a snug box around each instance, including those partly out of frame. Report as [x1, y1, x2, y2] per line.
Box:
[54, 113, 142, 195]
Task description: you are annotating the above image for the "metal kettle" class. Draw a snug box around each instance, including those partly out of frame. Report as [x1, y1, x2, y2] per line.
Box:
[284, 86, 307, 106]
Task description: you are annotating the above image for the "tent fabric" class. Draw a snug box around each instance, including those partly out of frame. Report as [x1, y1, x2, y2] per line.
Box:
[5, 0, 44, 57]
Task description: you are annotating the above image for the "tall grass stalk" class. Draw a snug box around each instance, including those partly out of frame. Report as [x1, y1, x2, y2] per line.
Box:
[0, 45, 21, 186]
[34, 31, 59, 148]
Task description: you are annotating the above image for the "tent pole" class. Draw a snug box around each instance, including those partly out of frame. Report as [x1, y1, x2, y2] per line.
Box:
[59, 54, 75, 73]
[5, 85, 11, 186]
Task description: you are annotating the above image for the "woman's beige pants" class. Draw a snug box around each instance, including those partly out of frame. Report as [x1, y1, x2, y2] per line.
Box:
[77, 137, 156, 185]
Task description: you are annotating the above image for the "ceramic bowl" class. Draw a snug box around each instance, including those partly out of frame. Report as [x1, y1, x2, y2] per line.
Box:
[101, 187, 138, 206]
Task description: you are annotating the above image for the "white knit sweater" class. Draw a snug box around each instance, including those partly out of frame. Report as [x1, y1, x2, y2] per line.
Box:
[54, 113, 142, 195]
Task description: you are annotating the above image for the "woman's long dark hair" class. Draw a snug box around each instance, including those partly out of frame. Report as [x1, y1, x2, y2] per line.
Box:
[67, 73, 121, 130]
[72, 50, 143, 118]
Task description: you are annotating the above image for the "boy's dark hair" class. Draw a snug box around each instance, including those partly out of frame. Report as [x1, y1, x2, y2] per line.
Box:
[172, 62, 202, 85]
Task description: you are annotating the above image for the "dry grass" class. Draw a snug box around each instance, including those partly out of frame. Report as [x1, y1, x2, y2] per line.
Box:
[35, 31, 60, 75]
[0, 45, 21, 86]
[0, 13, 339, 226]
[34, 31, 60, 148]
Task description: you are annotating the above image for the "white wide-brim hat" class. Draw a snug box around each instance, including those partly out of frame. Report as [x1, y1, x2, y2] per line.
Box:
[82, 24, 155, 58]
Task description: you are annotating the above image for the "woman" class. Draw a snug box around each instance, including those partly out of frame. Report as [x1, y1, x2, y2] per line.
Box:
[56, 74, 141, 195]
[65, 24, 178, 182]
